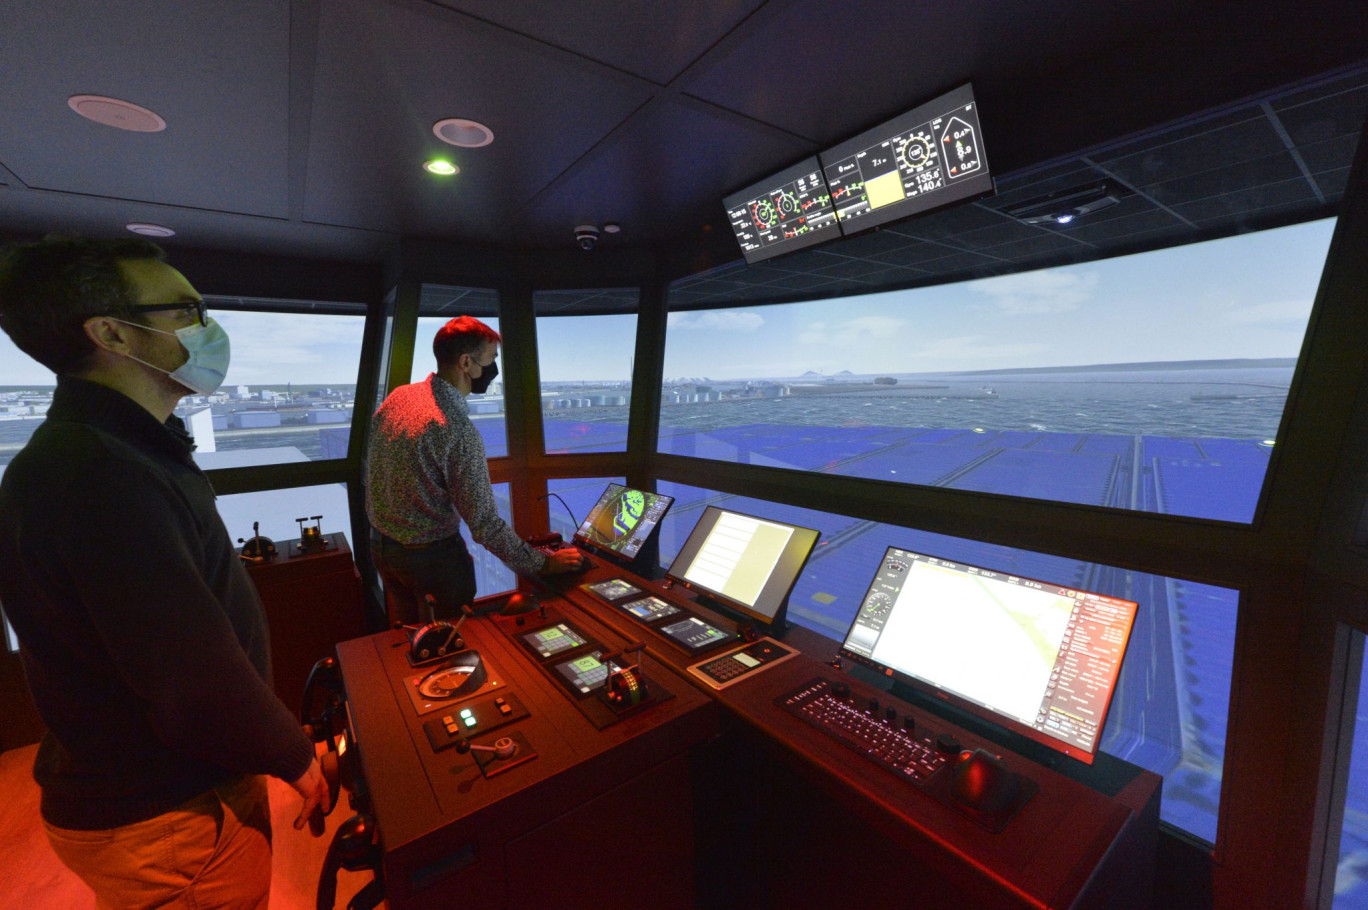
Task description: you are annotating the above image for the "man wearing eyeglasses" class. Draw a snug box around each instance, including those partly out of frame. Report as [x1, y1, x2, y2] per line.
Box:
[0, 236, 330, 909]
[366, 315, 585, 626]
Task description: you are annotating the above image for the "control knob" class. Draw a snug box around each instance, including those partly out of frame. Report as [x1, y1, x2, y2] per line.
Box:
[935, 733, 962, 755]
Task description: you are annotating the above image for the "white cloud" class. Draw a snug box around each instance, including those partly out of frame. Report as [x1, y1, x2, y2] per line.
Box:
[967, 268, 1099, 315]
[799, 315, 909, 348]
[667, 311, 764, 331]
[1219, 298, 1313, 326]
[216, 313, 366, 384]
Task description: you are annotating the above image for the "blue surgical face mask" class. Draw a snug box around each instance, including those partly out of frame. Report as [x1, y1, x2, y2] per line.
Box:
[116, 317, 231, 396]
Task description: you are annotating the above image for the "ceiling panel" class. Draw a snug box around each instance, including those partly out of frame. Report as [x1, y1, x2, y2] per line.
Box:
[0, 1, 290, 217]
[432, 0, 766, 85]
[302, 0, 654, 239]
[678, 0, 1182, 145]
[508, 97, 812, 246]
[0, 184, 391, 261]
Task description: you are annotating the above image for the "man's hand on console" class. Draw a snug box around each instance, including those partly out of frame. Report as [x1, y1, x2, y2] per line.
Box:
[542, 546, 587, 574]
[288, 757, 333, 834]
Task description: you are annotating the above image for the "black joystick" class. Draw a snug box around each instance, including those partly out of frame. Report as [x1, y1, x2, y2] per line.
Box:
[317, 813, 384, 910]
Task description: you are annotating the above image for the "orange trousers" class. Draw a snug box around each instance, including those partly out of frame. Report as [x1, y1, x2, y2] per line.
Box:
[43, 775, 273, 910]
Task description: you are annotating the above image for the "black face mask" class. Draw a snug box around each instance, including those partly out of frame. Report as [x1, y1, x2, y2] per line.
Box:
[470, 359, 498, 394]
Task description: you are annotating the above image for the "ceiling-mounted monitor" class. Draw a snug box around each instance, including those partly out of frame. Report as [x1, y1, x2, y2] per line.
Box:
[820, 83, 992, 235]
[723, 157, 840, 264]
[838, 547, 1137, 765]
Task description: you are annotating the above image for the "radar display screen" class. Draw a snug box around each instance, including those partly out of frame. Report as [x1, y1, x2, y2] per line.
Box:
[659, 616, 732, 653]
[820, 83, 992, 235]
[724, 157, 840, 264]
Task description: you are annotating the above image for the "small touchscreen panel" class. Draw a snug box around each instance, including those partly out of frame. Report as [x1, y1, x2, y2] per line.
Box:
[554, 651, 609, 695]
[660, 616, 732, 652]
[622, 595, 682, 623]
[586, 579, 644, 602]
[521, 623, 589, 658]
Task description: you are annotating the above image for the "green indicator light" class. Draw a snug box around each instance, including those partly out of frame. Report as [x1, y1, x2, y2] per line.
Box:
[464, 717, 477, 727]
[460, 709, 473, 718]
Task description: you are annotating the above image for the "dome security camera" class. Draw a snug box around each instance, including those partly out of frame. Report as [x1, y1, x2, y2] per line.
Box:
[574, 224, 600, 251]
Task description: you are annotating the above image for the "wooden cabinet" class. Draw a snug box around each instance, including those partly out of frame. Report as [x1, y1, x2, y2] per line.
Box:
[243, 532, 366, 719]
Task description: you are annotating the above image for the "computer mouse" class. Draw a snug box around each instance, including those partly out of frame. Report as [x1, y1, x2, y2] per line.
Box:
[950, 748, 1021, 815]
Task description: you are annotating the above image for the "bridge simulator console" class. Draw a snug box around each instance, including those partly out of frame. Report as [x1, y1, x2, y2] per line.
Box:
[332, 514, 1160, 910]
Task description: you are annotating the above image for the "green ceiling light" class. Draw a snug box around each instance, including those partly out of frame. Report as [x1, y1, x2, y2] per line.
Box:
[424, 159, 459, 176]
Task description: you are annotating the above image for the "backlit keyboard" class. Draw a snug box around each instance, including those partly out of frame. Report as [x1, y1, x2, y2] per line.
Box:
[778, 678, 948, 785]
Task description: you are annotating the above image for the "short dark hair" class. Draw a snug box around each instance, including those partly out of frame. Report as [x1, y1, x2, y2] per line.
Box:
[0, 234, 167, 375]
[433, 315, 501, 369]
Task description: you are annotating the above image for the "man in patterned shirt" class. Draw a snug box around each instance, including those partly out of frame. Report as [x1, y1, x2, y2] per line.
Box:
[366, 315, 583, 624]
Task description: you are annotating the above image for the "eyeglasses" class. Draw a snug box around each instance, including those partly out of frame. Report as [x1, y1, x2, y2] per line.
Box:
[133, 300, 207, 327]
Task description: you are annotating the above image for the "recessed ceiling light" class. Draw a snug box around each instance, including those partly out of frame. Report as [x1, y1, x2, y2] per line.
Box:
[424, 160, 459, 176]
[126, 223, 175, 237]
[603, 223, 622, 234]
[432, 118, 494, 148]
[1003, 181, 1125, 226]
[68, 95, 166, 132]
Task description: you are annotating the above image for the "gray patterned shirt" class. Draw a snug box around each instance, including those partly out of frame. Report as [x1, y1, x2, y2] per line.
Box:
[365, 374, 547, 575]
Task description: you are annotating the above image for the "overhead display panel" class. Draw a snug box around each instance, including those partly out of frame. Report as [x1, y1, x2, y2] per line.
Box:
[821, 83, 992, 235]
[723, 156, 839, 264]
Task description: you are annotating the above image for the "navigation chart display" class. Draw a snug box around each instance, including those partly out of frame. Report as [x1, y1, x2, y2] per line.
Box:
[724, 156, 839, 264]
[820, 83, 992, 234]
[574, 483, 674, 563]
[839, 547, 1136, 764]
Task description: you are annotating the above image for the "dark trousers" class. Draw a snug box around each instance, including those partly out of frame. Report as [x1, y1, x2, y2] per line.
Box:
[370, 531, 477, 626]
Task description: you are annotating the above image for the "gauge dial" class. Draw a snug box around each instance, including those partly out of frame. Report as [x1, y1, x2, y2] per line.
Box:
[863, 591, 894, 620]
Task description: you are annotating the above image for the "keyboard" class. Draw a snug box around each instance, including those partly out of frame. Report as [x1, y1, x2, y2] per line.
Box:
[778, 678, 949, 785]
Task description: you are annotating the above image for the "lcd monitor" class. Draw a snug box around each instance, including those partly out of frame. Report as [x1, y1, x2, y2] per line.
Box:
[665, 506, 820, 629]
[723, 156, 840, 264]
[839, 548, 1137, 765]
[820, 83, 993, 235]
[573, 483, 674, 564]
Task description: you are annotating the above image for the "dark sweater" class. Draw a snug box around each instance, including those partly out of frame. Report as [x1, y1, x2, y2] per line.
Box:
[0, 377, 315, 829]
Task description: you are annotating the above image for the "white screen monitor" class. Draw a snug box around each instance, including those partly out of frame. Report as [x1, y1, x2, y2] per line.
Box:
[665, 506, 820, 628]
[839, 547, 1137, 765]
